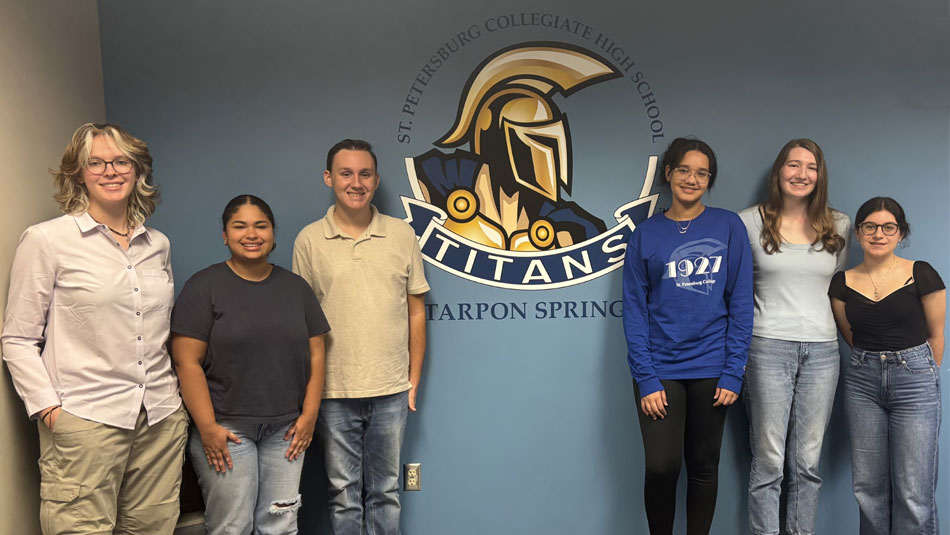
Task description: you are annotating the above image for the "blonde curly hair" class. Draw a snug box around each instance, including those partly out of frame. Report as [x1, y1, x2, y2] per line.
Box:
[52, 123, 160, 228]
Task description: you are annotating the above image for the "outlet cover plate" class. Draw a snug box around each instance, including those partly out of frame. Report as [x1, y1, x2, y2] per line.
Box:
[404, 463, 421, 491]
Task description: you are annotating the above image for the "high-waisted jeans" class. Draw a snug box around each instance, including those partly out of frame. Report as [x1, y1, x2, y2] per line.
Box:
[845, 342, 941, 535]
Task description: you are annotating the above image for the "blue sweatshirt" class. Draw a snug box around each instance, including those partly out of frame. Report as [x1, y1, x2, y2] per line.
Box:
[622, 207, 753, 398]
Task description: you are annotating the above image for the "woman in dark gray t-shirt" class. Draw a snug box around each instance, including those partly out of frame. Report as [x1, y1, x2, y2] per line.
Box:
[171, 195, 329, 535]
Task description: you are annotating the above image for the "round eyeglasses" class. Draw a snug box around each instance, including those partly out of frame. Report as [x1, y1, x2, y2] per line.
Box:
[671, 167, 711, 183]
[857, 222, 900, 236]
[85, 157, 133, 175]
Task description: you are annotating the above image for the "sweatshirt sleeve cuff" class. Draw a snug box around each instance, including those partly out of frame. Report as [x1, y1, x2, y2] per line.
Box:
[636, 377, 664, 398]
[717, 373, 743, 394]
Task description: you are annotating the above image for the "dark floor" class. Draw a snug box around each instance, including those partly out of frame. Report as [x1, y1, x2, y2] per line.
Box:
[174, 512, 204, 535]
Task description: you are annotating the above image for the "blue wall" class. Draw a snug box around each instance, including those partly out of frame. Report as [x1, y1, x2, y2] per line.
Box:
[98, 1, 949, 533]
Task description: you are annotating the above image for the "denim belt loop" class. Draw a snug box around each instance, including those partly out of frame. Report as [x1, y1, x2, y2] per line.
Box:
[853, 342, 931, 364]
[853, 347, 867, 364]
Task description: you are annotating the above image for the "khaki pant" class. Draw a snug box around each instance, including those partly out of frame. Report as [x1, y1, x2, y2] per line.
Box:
[37, 406, 188, 535]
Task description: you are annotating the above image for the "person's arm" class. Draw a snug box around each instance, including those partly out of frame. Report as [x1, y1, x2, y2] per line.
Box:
[834, 213, 852, 273]
[716, 217, 754, 407]
[622, 229, 666, 419]
[284, 333, 326, 459]
[830, 297, 853, 348]
[407, 293, 427, 411]
[922, 289, 946, 366]
[1, 226, 62, 425]
[828, 270, 854, 348]
[171, 334, 240, 472]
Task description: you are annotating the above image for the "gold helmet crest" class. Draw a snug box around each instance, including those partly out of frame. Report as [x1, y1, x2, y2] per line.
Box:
[437, 43, 621, 201]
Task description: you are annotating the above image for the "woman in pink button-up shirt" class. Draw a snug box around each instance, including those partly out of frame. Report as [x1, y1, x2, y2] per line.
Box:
[2, 123, 187, 534]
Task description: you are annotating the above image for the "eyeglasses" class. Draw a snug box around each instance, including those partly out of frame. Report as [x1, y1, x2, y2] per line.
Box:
[857, 222, 900, 236]
[85, 157, 133, 175]
[671, 167, 711, 183]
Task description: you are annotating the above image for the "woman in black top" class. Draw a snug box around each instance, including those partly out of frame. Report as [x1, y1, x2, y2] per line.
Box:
[171, 195, 329, 535]
[829, 196, 945, 535]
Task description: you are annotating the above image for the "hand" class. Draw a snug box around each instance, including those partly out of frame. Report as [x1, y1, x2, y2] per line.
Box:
[640, 390, 668, 420]
[41, 406, 61, 430]
[284, 412, 317, 461]
[713, 387, 738, 407]
[408, 383, 419, 412]
[199, 423, 241, 473]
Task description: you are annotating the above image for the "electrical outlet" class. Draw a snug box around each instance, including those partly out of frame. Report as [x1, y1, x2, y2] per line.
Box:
[404, 462, 421, 491]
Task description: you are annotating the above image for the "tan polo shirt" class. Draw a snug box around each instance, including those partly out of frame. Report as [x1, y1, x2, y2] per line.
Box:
[293, 205, 429, 399]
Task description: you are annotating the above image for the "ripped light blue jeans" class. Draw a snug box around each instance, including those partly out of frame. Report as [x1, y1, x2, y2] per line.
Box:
[189, 419, 304, 535]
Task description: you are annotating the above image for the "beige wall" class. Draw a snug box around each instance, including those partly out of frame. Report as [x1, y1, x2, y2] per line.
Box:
[0, 1, 105, 532]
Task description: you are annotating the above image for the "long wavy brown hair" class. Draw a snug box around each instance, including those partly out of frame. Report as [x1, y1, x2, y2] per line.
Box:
[759, 138, 844, 254]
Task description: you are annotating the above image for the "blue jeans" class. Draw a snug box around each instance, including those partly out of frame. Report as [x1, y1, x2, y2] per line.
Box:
[744, 337, 840, 535]
[845, 343, 941, 535]
[188, 420, 304, 535]
[318, 390, 409, 535]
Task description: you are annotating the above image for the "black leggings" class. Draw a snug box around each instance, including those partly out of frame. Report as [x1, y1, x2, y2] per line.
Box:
[634, 378, 728, 535]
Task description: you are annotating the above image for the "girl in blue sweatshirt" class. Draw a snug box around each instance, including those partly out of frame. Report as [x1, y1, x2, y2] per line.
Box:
[622, 137, 753, 535]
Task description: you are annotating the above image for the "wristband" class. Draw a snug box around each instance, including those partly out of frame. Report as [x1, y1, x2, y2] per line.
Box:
[40, 406, 60, 422]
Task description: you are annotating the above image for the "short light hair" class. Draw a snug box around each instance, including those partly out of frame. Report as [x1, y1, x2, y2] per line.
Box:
[52, 123, 159, 228]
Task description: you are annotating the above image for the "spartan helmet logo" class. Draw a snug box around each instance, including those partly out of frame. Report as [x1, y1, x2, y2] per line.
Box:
[437, 43, 619, 201]
[412, 43, 620, 251]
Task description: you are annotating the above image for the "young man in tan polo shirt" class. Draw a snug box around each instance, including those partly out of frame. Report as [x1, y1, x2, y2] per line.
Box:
[292, 139, 429, 535]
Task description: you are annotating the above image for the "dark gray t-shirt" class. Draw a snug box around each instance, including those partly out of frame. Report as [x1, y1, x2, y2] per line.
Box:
[171, 263, 329, 423]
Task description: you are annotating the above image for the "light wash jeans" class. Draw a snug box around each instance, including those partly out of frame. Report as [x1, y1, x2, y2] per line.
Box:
[845, 343, 941, 535]
[188, 420, 304, 535]
[743, 336, 840, 535]
[318, 390, 409, 535]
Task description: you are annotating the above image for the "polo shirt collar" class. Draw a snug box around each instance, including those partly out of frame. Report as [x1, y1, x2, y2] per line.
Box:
[322, 204, 386, 239]
[73, 212, 153, 243]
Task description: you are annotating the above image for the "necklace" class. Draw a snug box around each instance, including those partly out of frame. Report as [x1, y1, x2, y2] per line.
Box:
[865, 257, 897, 300]
[675, 218, 693, 234]
[89, 215, 130, 238]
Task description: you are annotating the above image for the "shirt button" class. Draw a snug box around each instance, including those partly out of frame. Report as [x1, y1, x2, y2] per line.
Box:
[137, 336, 142, 341]
[127, 265, 132, 269]
[138, 384, 143, 388]
[138, 361, 143, 365]
[136, 311, 141, 316]
[134, 288, 139, 292]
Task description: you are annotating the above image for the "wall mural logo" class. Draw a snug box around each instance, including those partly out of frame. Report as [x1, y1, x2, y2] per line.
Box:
[399, 35, 661, 290]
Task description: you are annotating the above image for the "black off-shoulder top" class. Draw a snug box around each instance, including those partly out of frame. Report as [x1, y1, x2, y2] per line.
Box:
[828, 261, 945, 351]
